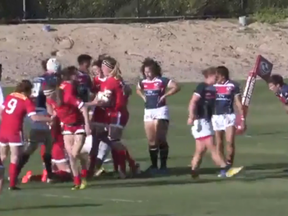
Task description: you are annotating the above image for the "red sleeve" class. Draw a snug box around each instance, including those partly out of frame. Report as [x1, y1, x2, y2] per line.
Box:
[25, 98, 36, 117]
[64, 83, 84, 109]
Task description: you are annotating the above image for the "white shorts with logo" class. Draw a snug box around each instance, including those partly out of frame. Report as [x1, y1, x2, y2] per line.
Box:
[24, 108, 49, 131]
[144, 106, 169, 122]
[212, 113, 236, 131]
[191, 119, 214, 140]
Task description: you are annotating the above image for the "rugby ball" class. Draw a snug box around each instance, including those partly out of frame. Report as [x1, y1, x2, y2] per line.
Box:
[97, 90, 111, 102]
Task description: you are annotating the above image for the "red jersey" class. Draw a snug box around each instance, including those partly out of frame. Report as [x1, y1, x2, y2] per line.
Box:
[46, 81, 84, 125]
[92, 76, 106, 94]
[100, 77, 127, 112]
[0, 92, 36, 134]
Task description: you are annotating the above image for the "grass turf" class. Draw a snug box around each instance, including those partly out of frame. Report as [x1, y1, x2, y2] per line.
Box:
[1, 81, 288, 216]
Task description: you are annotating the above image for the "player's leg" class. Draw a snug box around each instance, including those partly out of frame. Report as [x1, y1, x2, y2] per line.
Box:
[191, 139, 206, 179]
[144, 113, 158, 173]
[9, 143, 23, 190]
[73, 133, 86, 189]
[16, 130, 38, 177]
[0, 159, 4, 194]
[224, 114, 237, 166]
[42, 130, 55, 181]
[63, 133, 81, 189]
[155, 119, 169, 173]
[211, 115, 226, 164]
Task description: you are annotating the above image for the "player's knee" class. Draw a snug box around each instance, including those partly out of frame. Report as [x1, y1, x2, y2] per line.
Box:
[0, 154, 7, 163]
[10, 154, 19, 164]
[97, 141, 110, 160]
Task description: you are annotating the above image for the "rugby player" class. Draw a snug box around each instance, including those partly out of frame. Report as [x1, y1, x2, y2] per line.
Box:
[187, 67, 243, 178]
[21, 116, 71, 183]
[268, 74, 288, 109]
[87, 56, 139, 178]
[212, 66, 245, 168]
[0, 80, 53, 190]
[136, 58, 180, 174]
[45, 66, 91, 190]
[18, 58, 61, 182]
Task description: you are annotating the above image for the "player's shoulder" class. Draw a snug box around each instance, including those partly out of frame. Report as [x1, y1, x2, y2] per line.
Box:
[228, 80, 240, 87]
[158, 76, 170, 82]
[281, 83, 288, 94]
[9, 92, 28, 101]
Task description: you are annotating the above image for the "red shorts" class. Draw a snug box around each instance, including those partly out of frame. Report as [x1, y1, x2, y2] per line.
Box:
[61, 123, 85, 135]
[107, 111, 129, 128]
[0, 131, 22, 146]
[91, 107, 107, 126]
[40, 143, 67, 163]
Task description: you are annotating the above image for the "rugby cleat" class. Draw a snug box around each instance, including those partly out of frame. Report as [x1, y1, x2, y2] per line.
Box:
[226, 166, 244, 177]
[79, 179, 87, 190]
[71, 185, 80, 190]
[8, 186, 21, 191]
[21, 171, 33, 184]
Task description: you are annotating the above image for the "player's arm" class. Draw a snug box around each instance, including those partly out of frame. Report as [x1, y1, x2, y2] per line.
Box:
[234, 84, 245, 119]
[163, 78, 181, 98]
[136, 80, 146, 101]
[124, 84, 132, 97]
[188, 83, 203, 122]
[27, 99, 52, 122]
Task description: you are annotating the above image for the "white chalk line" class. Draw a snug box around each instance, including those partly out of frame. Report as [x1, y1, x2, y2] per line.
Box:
[42, 193, 144, 203]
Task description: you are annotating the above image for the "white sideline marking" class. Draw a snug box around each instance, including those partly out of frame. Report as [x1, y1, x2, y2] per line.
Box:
[43, 193, 143, 203]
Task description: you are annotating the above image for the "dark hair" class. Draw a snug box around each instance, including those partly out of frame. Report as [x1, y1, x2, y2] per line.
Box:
[77, 54, 92, 65]
[202, 67, 216, 78]
[15, 80, 33, 93]
[269, 74, 284, 86]
[216, 66, 230, 80]
[60, 66, 77, 81]
[41, 58, 49, 72]
[92, 54, 107, 68]
[140, 58, 162, 78]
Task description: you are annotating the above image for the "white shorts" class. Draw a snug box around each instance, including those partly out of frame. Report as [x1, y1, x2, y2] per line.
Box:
[191, 119, 214, 140]
[81, 135, 93, 154]
[212, 114, 236, 131]
[24, 108, 49, 131]
[144, 106, 169, 122]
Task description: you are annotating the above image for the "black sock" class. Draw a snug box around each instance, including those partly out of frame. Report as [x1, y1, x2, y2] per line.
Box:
[17, 153, 30, 176]
[159, 142, 169, 169]
[43, 153, 53, 178]
[149, 146, 158, 168]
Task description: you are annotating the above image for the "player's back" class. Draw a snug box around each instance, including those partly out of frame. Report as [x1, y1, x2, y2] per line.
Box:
[32, 73, 59, 109]
[47, 81, 83, 125]
[1, 92, 35, 133]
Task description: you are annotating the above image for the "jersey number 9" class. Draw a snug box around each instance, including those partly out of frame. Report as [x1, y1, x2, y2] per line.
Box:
[5, 98, 17, 114]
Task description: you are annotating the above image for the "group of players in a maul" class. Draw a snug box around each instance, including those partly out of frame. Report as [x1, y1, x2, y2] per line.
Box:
[0, 54, 286, 195]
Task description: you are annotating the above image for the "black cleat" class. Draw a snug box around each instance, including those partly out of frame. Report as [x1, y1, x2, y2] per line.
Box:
[8, 186, 21, 191]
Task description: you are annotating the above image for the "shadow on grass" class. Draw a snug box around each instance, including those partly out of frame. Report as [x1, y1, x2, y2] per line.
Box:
[0, 203, 101, 211]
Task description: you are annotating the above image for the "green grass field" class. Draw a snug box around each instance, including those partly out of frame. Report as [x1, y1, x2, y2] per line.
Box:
[1, 81, 288, 216]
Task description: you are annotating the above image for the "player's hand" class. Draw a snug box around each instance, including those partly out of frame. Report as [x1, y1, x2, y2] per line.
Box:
[187, 116, 194, 125]
[158, 95, 166, 104]
[85, 124, 91, 136]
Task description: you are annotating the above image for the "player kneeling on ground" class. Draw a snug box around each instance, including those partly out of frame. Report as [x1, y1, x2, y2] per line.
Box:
[187, 67, 243, 179]
[0, 80, 53, 190]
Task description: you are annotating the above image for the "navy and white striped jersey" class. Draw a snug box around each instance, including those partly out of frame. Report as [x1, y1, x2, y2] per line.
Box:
[213, 80, 241, 115]
[138, 77, 171, 109]
[276, 84, 288, 104]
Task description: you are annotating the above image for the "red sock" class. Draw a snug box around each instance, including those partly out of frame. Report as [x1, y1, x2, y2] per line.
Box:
[73, 176, 81, 186]
[117, 150, 126, 174]
[88, 155, 96, 176]
[111, 150, 119, 172]
[81, 169, 88, 178]
[125, 148, 136, 168]
[9, 163, 17, 187]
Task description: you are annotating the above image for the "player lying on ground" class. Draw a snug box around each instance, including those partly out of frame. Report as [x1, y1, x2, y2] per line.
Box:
[87, 55, 139, 178]
[187, 67, 243, 178]
[45, 66, 91, 190]
[0, 80, 53, 190]
[136, 58, 180, 175]
[18, 58, 62, 183]
[212, 66, 245, 168]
